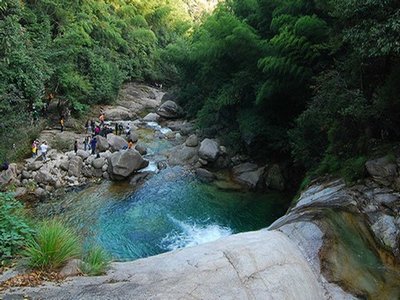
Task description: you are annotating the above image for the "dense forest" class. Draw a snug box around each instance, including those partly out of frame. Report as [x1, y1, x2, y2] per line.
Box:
[1, 0, 400, 181]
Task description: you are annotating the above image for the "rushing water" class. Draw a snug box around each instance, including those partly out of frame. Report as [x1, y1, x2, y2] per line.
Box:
[33, 121, 290, 261]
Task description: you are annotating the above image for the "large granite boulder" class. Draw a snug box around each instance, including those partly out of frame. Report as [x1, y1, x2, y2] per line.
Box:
[68, 156, 83, 177]
[76, 149, 90, 160]
[265, 164, 285, 191]
[365, 157, 398, 186]
[185, 134, 198, 147]
[156, 100, 183, 119]
[128, 132, 139, 143]
[108, 149, 148, 180]
[371, 214, 399, 254]
[34, 169, 54, 185]
[27, 161, 43, 171]
[143, 113, 160, 122]
[232, 162, 264, 189]
[135, 143, 147, 155]
[95, 135, 110, 152]
[92, 157, 107, 169]
[167, 144, 199, 166]
[107, 134, 128, 152]
[199, 139, 220, 162]
[102, 106, 132, 120]
[0, 163, 19, 189]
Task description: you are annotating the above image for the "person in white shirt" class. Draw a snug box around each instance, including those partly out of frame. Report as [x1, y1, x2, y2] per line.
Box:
[40, 141, 48, 161]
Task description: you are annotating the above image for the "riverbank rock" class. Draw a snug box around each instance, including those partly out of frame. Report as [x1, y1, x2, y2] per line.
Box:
[108, 149, 148, 180]
[27, 161, 43, 171]
[167, 144, 199, 166]
[128, 132, 139, 143]
[232, 163, 264, 189]
[135, 143, 147, 155]
[103, 106, 132, 120]
[195, 168, 216, 183]
[76, 149, 90, 160]
[199, 139, 220, 162]
[34, 169, 54, 185]
[143, 113, 160, 122]
[92, 157, 107, 169]
[365, 157, 398, 186]
[96, 135, 110, 152]
[156, 100, 183, 119]
[265, 164, 285, 191]
[68, 156, 83, 177]
[185, 134, 198, 147]
[107, 134, 128, 152]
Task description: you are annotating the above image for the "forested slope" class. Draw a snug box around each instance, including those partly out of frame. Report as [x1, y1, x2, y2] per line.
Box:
[166, 0, 400, 181]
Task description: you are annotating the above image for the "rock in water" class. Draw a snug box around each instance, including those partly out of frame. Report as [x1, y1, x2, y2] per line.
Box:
[199, 139, 220, 162]
[107, 134, 128, 152]
[108, 149, 148, 180]
[68, 156, 83, 177]
[156, 100, 183, 119]
[195, 168, 216, 183]
[135, 143, 147, 155]
[128, 132, 139, 143]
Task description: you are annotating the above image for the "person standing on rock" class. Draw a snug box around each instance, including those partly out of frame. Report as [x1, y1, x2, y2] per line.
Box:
[128, 139, 135, 149]
[94, 125, 100, 136]
[99, 113, 105, 127]
[83, 136, 89, 151]
[90, 137, 97, 155]
[90, 120, 95, 134]
[40, 141, 48, 161]
[74, 140, 78, 153]
[31, 140, 38, 158]
[60, 116, 65, 132]
[118, 123, 123, 136]
[115, 123, 118, 135]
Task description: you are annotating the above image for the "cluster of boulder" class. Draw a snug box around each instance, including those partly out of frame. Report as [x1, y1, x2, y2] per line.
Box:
[0, 133, 150, 200]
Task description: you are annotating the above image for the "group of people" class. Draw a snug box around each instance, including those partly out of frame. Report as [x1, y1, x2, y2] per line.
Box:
[31, 140, 49, 161]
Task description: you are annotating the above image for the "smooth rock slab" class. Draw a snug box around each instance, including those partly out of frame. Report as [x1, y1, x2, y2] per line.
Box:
[1, 230, 325, 300]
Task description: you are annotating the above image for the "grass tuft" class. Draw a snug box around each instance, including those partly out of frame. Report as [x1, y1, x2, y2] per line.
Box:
[80, 245, 111, 276]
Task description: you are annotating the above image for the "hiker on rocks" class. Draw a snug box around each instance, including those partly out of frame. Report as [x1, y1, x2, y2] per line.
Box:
[90, 120, 95, 133]
[118, 123, 123, 136]
[31, 140, 38, 158]
[40, 141, 48, 161]
[60, 116, 65, 132]
[74, 140, 78, 153]
[0, 161, 9, 171]
[99, 113, 105, 127]
[83, 136, 90, 151]
[90, 137, 97, 155]
[94, 125, 101, 136]
[128, 139, 135, 149]
[125, 125, 131, 138]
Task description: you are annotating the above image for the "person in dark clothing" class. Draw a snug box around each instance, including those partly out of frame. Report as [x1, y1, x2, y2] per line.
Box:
[118, 124, 123, 136]
[0, 162, 9, 171]
[74, 140, 78, 153]
[115, 123, 118, 135]
[90, 120, 96, 133]
[90, 137, 97, 155]
[60, 116, 65, 132]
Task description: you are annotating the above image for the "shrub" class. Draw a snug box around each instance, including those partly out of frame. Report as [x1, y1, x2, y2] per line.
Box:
[80, 245, 111, 276]
[341, 156, 367, 184]
[24, 220, 81, 270]
[0, 193, 33, 264]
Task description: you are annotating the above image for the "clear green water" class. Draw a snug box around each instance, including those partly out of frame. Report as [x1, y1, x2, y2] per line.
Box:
[36, 167, 289, 261]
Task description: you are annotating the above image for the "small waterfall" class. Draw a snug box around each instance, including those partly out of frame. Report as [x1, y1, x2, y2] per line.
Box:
[161, 216, 233, 251]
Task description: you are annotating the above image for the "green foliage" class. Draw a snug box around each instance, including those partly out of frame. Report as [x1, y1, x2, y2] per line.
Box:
[0, 193, 34, 264]
[80, 245, 111, 276]
[24, 220, 81, 270]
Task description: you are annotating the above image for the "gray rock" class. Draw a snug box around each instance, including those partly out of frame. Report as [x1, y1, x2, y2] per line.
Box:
[76, 149, 90, 160]
[128, 131, 139, 143]
[34, 187, 46, 199]
[82, 166, 93, 178]
[157, 161, 168, 170]
[135, 143, 147, 155]
[233, 163, 258, 175]
[195, 168, 216, 183]
[27, 161, 43, 171]
[265, 164, 285, 191]
[199, 139, 220, 162]
[365, 157, 397, 186]
[92, 157, 107, 169]
[108, 149, 148, 180]
[68, 156, 83, 177]
[102, 164, 108, 172]
[185, 134, 198, 147]
[156, 100, 183, 119]
[92, 168, 103, 178]
[59, 160, 70, 171]
[14, 187, 27, 198]
[371, 215, 399, 254]
[34, 169, 54, 185]
[21, 170, 32, 179]
[143, 113, 160, 122]
[107, 134, 128, 152]
[102, 172, 109, 179]
[168, 144, 199, 166]
[235, 167, 265, 189]
[129, 172, 151, 187]
[95, 135, 110, 152]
